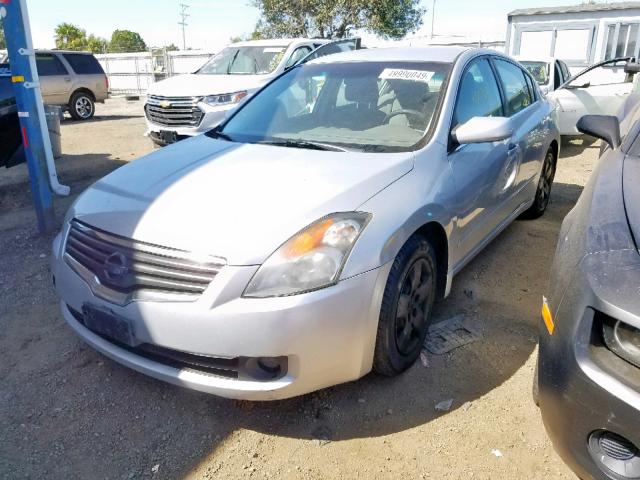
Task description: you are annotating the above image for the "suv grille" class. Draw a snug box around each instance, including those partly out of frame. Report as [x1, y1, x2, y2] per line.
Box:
[145, 95, 204, 127]
[64, 220, 224, 303]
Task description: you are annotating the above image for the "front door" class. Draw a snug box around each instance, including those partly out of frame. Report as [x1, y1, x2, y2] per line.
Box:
[447, 57, 517, 266]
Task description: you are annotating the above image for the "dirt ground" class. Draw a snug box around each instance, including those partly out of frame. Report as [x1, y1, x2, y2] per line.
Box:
[0, 98, 598, 479]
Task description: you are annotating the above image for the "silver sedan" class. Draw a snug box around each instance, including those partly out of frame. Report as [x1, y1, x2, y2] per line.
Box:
[51, 47, 560, 400]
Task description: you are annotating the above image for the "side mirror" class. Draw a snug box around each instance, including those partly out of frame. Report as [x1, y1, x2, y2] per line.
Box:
[576, 115, 621, 149]
[453, 116, 513, 145]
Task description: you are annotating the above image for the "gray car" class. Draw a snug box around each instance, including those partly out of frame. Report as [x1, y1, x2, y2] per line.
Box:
[51, 47, 559, 400]
[536, 102, 640, 479]
[34, 50, 108, 120]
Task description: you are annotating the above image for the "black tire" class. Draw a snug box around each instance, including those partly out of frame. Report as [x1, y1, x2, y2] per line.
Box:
[521, 147, 556, 220]
[373, 235, 437, 376]
[69, 91, 95, 120]
[532, 355, 540, 407]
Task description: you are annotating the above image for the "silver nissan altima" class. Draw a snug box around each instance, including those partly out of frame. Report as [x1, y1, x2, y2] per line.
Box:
[52, 47, 560, 400]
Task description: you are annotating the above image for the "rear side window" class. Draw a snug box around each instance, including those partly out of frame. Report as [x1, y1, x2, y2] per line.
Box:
[493, 59, 532, 116]
[452, 57, 503, 129]
[524, 73, 537, 101]
[62, 54, 105, 75]
[35, 54, 68, 76]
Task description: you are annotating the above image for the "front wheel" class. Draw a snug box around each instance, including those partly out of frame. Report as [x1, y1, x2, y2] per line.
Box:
[373, 235, 437, 376]
[521, 147, 556, 219]
[69, 91, 95, 120]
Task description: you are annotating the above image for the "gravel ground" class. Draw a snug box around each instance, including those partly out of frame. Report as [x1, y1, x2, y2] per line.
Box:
[0, 98, 597, 479]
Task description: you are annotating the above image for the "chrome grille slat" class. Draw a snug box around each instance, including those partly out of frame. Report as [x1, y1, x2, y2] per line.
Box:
[64, 220, 224, 302]
[145, 94, 204, 127]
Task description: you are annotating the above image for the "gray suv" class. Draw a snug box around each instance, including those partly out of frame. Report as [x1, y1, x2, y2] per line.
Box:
[35, 50, 108, 120]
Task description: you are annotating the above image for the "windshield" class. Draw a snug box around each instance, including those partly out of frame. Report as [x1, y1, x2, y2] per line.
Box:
[198, 45, 288, 75]
[520, 61, 550, 85]
[214, 61, 451, 152]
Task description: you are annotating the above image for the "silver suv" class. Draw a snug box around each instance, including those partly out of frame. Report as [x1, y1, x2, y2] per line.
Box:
[35, 50, 108, 120]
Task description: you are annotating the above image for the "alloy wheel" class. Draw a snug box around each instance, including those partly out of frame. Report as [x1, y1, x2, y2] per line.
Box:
[395, 258, 433, 355]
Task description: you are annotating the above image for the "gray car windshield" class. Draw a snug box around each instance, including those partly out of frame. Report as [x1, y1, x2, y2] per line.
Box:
[198, 45, 287, 75]
[520, 61, 550, 85]
[215, 61, 451, 152]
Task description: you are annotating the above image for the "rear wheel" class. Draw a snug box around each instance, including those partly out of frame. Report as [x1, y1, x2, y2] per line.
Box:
[373, 235, 437, 376]
[69, 91, 95, 120]
[521, 147, 556, 219]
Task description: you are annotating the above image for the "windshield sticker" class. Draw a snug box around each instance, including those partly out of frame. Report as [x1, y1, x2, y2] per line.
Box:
[380, 68, 435, 83]
[263, 47, 285, 53]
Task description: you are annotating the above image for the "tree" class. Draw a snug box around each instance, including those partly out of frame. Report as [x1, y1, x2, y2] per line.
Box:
[87, 34, 108, 54]
[0, 20, 6, 50]
[252, 0, 425, 39]
[108, 30, 147, 53]
[165, 43, 179, 51]
[54, 23, 88, 50]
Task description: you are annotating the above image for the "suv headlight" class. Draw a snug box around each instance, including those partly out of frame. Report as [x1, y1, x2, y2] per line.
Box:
[602, 317, 640, 368]
[243, 212, 371, 298]
[203, 91, 248, 107]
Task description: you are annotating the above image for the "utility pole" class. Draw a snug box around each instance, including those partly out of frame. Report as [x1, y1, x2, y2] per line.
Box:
[178, 3, 189, 50]
[1, 0, 59, 233]
[431, 0, 436, 39]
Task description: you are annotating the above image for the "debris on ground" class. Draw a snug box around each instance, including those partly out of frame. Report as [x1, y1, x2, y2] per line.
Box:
[491, 449, 504, 458]
[435, 399, 453, 412]
[424, 314, 482, 355]
[419, 350, 430, 368]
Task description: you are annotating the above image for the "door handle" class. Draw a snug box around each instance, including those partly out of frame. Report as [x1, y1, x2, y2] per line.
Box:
[64, 77, 71, 82]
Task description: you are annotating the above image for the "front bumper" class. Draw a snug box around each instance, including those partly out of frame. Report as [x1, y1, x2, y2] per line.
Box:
[539, 250, 640, 480]
[52, 232, 390, 400]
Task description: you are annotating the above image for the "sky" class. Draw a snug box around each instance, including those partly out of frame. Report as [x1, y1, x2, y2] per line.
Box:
[22, 0, 603, 51]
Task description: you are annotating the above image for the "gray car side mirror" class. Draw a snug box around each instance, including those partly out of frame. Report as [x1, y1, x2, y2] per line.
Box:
[576, 115, 621, 149]
[453, 116, 513, 145]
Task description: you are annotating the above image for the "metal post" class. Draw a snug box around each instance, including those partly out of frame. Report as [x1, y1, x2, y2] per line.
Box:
[178, 3, 189, 50]
[1, 0, 56, 233]
[431, 0, 436, 39]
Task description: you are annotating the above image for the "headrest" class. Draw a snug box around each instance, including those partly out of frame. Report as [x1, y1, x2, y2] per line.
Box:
[344, 76, 380, 106]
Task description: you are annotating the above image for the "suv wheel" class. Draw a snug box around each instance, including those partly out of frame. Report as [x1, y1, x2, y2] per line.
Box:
[69, 91, 95, 120]
[373, 235, 437, 376]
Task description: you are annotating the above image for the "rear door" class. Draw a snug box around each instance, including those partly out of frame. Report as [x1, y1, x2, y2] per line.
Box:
[61, 53, 107, 101]
[548, 57, 634, 135]
[35, 53, 72, 105]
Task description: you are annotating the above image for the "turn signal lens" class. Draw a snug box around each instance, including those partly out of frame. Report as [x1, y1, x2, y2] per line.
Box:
[542, 296, 555, 335]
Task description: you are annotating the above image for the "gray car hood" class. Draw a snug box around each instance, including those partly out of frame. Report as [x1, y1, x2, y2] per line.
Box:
[70, 135, 414, 265]
[624, 154, 640, 253]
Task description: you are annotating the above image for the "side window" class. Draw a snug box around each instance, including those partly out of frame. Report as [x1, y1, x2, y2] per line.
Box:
[561, 61, 571, 81]
[284, 46, 312, 69]
[452, 57, 503, 129]
[35, 54, 68, 76]
[524, 73, 537, 101]
[62, 54, 104, 74]
[493, 59, 533, 116]
[554, 61, 563, 89]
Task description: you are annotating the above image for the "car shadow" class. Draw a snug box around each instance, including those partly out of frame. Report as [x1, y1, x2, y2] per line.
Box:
[63, 114, 143, 124]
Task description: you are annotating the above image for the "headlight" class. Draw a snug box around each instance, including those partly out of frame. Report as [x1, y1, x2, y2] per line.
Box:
[243, 212, 371, 298]
[203, 91, 248, 107]
[602, 317, 640, 368]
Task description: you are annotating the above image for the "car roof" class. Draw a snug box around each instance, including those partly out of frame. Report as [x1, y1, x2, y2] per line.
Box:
[231, 38, 324, 48]
[36, 49, 95, 55]
[514, 56, 556, 64]
[309, 46, 472, 65]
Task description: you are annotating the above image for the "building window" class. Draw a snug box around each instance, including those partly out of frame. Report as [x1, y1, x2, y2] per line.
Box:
[604, 23, 640, 60]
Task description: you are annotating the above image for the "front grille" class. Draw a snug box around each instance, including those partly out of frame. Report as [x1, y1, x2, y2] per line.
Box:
[64, 220, 224, 301]
[68, 306, 240, 379]
[145, 95, 204, 127]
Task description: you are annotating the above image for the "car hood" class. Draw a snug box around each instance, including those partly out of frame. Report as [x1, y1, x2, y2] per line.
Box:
[69, 135, 414, 265]
[624, 154, 640, 253]
[146, 73, 271, 97]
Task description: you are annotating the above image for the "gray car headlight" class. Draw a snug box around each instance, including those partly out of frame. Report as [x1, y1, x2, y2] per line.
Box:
[203, 91, 248, 107]
[603, 318, 640, 368]
[243, 212, 371, 298]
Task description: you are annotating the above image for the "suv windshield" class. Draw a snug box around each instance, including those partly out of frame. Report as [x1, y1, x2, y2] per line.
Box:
[520, 61, 550, 85]
[198, 45, 288, 75]
[214, 61, 451, 152]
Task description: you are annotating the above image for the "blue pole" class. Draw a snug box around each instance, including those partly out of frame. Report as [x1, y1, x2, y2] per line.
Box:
[1, 0, 55, 233]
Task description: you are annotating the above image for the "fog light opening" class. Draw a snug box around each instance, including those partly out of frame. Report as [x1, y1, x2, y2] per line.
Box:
[240, 356, 288, 382]
[588, 431, 640, 478]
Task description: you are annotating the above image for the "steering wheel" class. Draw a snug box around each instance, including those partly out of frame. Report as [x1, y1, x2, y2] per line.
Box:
[384, 109, 427, 124]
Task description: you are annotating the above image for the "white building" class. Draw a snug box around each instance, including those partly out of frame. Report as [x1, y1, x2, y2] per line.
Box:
[506, 2, 640, 73]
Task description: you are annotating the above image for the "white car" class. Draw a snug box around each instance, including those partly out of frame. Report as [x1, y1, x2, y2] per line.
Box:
[52, 47, 559, 400]
[144, 38, 359, 146]
[546, 57, 635, 136]
[516, 56, 571, 95]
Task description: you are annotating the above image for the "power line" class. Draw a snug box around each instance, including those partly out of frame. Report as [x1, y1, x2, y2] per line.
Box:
[178, 3, 190, 50]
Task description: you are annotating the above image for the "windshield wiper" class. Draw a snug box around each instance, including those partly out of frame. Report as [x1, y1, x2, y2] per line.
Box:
[255, 139, 347, 152]
[227, 49, 240, 74]
[209, 130, 235, 142]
